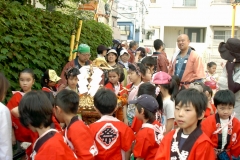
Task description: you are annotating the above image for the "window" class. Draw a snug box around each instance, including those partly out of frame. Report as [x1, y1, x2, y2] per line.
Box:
[212, 0, 231, 4]
[118, 25, 130, 35]
[184, 28, 206, 43]
[214, 30, 238, 42]
[173, 0, 196, 7]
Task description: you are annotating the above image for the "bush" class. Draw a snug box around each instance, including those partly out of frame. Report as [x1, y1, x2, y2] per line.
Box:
[0, 0, 112, 101]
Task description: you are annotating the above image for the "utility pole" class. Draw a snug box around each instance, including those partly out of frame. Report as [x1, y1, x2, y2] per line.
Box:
[231, 0, 240, 38]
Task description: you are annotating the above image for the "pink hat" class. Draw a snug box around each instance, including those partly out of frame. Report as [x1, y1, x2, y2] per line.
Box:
[152, 71, 171, 84]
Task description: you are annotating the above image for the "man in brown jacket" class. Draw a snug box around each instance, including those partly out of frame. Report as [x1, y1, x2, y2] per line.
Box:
[58, 44, 91, 86]
[152, 39, 169, 73]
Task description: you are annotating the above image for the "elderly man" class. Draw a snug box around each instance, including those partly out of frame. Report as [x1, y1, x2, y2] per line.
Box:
[169, 34, 205, 87]
[58, 44, 91, 85]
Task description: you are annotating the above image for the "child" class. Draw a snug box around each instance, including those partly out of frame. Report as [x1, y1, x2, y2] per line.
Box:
[54, 89, 97, 159]
[201, 90, 240, 159]
[153, 71, 178, 134]
[18, 91, 76, 160]
[41, 69, 63, 96]
[7, 69, 37, 158]
[65, 67, 80, 93]
[124, 63, 144, 126]
[105, 68, 125, 96]
[89, 88, 135, 159]
[131, 82, 163, 133]
[0, 73, 12, 159]
[130, 94, 163, 159]
[204, 62, 218, 91]
[202, 85, 216, 118]
[155, 89, 215, 160]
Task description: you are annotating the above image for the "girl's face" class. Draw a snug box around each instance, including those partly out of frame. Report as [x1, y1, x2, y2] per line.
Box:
[142, 68, 152, 82]
[108, 71, 119, 85]
[67, 76, 78, 90]
[107, 53, 117, 63]
[120, 53, 129, 63]
[48, 81, 56, 87]
[19, 73, 35, 93]
[208, 65, 217, 74]
[128, 69, 141, 84]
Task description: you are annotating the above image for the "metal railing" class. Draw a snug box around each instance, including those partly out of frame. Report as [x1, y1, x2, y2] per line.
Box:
[211, 0, 231, 4]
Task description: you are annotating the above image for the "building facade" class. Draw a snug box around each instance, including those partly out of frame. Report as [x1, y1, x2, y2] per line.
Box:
[144, 0, 240, 73]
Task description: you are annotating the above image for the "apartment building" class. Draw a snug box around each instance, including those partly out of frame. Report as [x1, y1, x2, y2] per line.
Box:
[144, 0, 240, 73]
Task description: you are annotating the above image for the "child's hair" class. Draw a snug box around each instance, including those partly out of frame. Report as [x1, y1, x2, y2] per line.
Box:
[136, 47, 146, 58]
[108, 68, 121, 76]
[0, 73, 9, 101]
[175, 89, 207, 119]
[55, 89, 79, 114]
[202, 85, 213, 98]
[207, 62, 217, 68]
[94, 88, 117, 115]
[65, 67, 80, 80]
[40, 69, 57, 91]
[214, 90, 235, 107]
[141, 56, 157, 68]
[43, 91, 55, 107]
[129, 63, 148, 78]
[19, 91, 53, 128]
[136, 103, 155, 123]
[161, 79, 179, 100]
[137, 82, 163, 112]
[19, 68, 35, 79]
[189, 82, 204, 92]
[41, 69, 50, 87]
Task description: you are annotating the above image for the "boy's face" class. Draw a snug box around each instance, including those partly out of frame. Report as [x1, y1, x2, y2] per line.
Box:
[175, 102, 203, 134]
[53, 106, 64, 123]
[217, 104, 234, 120]
[135, 106, 144, 121]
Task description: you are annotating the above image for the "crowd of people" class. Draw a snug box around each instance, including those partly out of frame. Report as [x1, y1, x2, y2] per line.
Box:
[1, 34, 240, 160]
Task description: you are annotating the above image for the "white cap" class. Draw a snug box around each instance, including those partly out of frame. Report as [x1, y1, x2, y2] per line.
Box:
[107, 49, 118, 56]
[120, 49, 129, 56]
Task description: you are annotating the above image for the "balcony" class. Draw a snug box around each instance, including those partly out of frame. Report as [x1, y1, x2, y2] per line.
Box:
[172, 0, 196, 7]
[211, 0, 231, 4]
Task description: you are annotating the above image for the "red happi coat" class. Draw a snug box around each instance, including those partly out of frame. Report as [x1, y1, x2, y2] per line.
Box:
[201, 114, 240, 158]
[64, 116, 97, 160]
[89, 115, 135, 160]
[32, 130, 76, 160]
[154, 129, 215, 160]
[134, 121, 163, 160]
[105, 82, 128, 96]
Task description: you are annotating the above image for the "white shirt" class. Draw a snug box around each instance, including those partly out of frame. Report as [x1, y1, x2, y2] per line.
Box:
[162, 97, 175, 125]
[220, 118, 229, 149]
[0, 102, 12, 160]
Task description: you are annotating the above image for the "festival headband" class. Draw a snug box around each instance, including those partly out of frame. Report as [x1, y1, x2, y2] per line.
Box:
[132, 63, 141, 75]
[65, 67, 74, 76]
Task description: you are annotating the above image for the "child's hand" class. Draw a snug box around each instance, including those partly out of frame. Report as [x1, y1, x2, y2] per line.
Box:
[58, 84, 66, 92]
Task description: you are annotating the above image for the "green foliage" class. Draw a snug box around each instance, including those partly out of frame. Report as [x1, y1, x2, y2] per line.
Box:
[80, 20, 113, 59]
[0, 0, 112, 102]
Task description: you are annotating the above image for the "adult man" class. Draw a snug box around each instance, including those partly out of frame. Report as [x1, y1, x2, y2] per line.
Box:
[128, 41, 138, 63]
[169, 34, 205, 87]
[58, 44, 91, 85]
[152, 39, 169, 73]
[97, 45, 108, 58]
